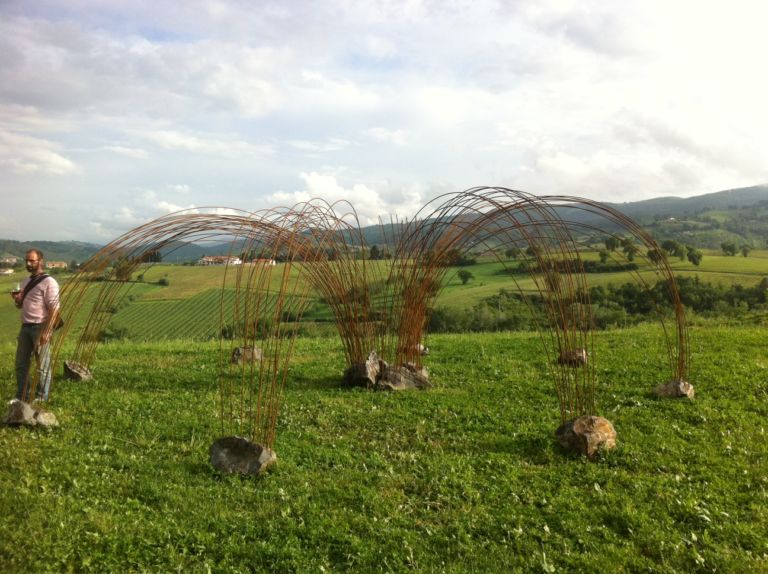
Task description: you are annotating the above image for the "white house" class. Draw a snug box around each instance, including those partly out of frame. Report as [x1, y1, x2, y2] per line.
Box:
[197, 255, 243, 266]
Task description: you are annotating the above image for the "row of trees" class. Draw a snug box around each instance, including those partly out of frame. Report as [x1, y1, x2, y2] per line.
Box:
[429, 275, 768, 333]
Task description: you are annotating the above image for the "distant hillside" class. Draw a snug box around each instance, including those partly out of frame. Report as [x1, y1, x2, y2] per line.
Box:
[0, 240, 102, 264]
[4, 185, 768, 259]
[356, 184, 768, 251]
[605, 185, 768, 249]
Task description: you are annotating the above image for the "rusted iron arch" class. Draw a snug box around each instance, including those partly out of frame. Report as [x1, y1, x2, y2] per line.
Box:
[45, 210, 294, 404]
[537, 195, 690, 383]
[392, 187, 597, 419]
[42, 212, 306, 436]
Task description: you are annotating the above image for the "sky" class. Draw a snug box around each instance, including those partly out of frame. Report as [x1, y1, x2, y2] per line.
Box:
[1, 0, 767, 243]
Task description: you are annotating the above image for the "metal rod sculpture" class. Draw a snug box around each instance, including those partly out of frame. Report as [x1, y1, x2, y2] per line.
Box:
[29, 188, 689, 447]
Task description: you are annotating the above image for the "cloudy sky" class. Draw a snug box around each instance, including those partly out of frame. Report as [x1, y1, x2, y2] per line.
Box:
[2, 0, 767, 243]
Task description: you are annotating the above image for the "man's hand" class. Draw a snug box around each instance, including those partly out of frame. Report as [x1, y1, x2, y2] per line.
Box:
[11, 291, 22, 308]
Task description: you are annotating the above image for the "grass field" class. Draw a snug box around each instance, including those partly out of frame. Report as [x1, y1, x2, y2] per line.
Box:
[1, 325, 767, 573]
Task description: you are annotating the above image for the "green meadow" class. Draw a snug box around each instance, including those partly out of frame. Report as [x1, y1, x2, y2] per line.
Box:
[1, 253, 768, 572]
[1, 327, 766, 572]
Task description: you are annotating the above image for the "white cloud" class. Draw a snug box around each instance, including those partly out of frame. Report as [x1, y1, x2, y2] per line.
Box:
[0, 130, 78, 175]
[2, 0, 768, 242]
[287, 138, 353, 153]
[264, 171, 427, 225]
[366, 127, 408, 146]
[104, 145, 148, 159]
[139, 130, 273, 157]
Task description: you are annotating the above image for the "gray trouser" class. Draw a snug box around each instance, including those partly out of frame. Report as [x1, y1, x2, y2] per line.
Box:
[15, 323, 51, 402]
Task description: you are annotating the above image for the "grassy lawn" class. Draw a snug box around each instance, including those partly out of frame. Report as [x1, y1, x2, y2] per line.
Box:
[1, 325, 766, 572]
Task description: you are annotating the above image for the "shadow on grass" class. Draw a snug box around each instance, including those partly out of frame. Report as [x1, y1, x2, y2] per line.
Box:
[476, 433, 555, 464]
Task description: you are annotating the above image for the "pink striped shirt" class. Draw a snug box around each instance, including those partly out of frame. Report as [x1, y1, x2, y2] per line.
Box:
[20, 275, 60, 324]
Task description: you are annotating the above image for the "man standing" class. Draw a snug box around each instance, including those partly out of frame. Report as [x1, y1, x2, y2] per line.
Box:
[10, 249, 60, 402]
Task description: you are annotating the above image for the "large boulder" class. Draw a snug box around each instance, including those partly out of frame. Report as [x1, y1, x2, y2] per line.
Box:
[653, 379, 695, 399]
[2, 399, 59, 428]
[556, 415, 616, 458]
[209, 436, 276, 475]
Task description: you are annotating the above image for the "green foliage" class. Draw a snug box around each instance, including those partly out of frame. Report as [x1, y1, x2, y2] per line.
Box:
[604, 236, 619, 252]
[457, 269, 474, 285]
[686, 246, 703, 266]
[0, 328, 766, 572]
[721, 242, 738, 256]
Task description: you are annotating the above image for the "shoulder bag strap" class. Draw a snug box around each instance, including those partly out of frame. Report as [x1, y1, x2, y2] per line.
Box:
[20, 273, 50, 302]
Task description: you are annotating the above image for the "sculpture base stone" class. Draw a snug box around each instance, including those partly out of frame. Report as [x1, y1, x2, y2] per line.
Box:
[556, 415, 616, 459]
[653, 379, 694, 399]
[64, 361, 92, 381]
[209, 436, 276, 475]
[343, 351, 430, 390]
[2, 399, 59, 428]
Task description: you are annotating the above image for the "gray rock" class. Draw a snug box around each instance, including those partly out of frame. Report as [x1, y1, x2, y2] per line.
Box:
[231, 346, 264, 365]
[209, 436, 277, 475]
[342, 350, 381, 388]
[33, 409, 59, 428]
[2, 399, 58, 428]
[556, 415, 616, 458]
[377, 362, 430, 391]
[343, 351, 430, 390]
[654, 379, 695, 399]
[64, 360, 92, 381]
[3, 399, 35, 425]
[557, 347, 588, 366]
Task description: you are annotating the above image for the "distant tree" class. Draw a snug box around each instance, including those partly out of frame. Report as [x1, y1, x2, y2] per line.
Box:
[369, 245, 382, 260]
[721, 242, 738, 256]
[604, 236, 620, 252]
[598, 249, 609, 264]
[113, 259, 133, 282]
[621, 238, 639, 261]
[505, 247, 522, 260]
[647, 248, 664, 265]
[741, 245, 752, 257]
[68, 259, 78, 271]
[457, 269, 474, 285]
[525, 245, 541, 259]
[661, 239, 686, 260]
[686, 246, 703, 266]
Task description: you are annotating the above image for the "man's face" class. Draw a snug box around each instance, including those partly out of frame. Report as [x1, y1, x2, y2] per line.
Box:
[25, 254, 42, 274]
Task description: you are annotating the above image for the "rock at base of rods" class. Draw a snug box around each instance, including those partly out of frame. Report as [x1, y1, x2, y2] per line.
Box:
[64, 360, 92, 381]
[342, 350, 430, 390]
[653, 379, 695, 399]
[555, 415, 616, 459]
[557, 347, 588, 367]
[209, 436, 277, 475]
[2, 399, 59, 428]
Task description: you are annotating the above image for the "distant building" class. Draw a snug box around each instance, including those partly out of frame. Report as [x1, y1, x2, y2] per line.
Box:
[45, 261, 68, 269]
[248, 258, 277, 266]
[0, 256, 18, 265]
[197, 255, 243, 266]
[0, 269, 13, 276]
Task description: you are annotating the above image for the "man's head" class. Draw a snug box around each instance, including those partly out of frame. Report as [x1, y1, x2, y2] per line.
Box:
[25, 249, 44, 275]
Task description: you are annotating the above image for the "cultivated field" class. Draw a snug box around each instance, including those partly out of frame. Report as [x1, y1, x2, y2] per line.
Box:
[3, 249, 768, 345]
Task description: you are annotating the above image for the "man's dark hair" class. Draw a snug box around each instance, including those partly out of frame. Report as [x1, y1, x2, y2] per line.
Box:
[26, 249, 44, 260]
